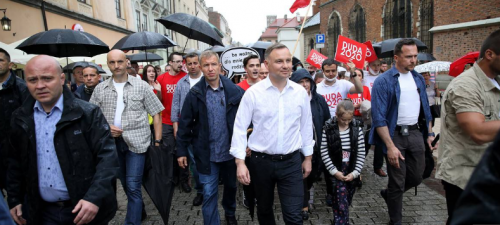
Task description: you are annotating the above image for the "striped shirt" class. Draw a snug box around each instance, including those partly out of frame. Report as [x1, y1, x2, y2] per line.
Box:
[320, 127, 365, 178]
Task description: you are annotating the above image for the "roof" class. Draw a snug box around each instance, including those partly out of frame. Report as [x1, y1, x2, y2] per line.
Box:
[302, 12, 320, 29]
[268, 18, 288, 27]
[260, 27, 278, 38]
[280, 16, 307, 28]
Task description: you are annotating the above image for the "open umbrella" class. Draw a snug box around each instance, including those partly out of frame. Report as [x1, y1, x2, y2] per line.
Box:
[112, 31, 177, 51]
[127, 52, 163, 62]
[449, 51, 479, 77]
[376, 38, 427, 58]
[142, 145, 175, 224]
[63, 61, 106, 74]
[206, 45, 228, 56]
[247, 41, 272, 63]
[156, 13, 224, 50]
[417, 52, 436, 61]
[415, 61, 451, 74]
[16, 29, 109, 57]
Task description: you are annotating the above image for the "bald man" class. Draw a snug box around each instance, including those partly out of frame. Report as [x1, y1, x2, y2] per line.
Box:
[7, 55, 120, 225]
[90, 50, 165, 224]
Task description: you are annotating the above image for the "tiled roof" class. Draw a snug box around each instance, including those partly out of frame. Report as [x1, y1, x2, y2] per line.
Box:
[302, 12, 320, 29]
[260, 27, 278, 38]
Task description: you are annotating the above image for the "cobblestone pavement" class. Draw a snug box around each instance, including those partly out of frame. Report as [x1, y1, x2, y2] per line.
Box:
[110, 147, 448, 225]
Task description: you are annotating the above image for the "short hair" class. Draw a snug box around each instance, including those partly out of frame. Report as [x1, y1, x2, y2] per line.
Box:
[185, 52, 199, 61]
[264, 43, 289, 59]
[73, 66, 83, 71]
[168, 52, 183, 62]
[394, 38, 416, 56]
[199, 50, 219, 63]
[243, 54, 259, 68]
[380, 60, 388, 65]
[321, 58, 339, 71]
[480, 29, 500, 59]
[154, 65, 161, 70]
[314, 71, 324, 83]
[0, 48, 11, 62]
[82, 65, 99, 74]
[142, 64, 158, 82]
[127, 67, 137, 75]
[354, 68, 364, 79]
[338, 71, 346, 79]
[336, 99, 355, 117]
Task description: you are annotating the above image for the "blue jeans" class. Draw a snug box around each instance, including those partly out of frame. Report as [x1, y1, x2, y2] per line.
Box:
[116, 138, 145, 225]
[198, 160, 237, 225]
[188, 145, 202, 194]
[0, 192, 14, 225]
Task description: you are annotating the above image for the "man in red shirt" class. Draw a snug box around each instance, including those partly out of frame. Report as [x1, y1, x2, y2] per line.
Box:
[237, 55, 261, 91]
[157, 52, 191, 192]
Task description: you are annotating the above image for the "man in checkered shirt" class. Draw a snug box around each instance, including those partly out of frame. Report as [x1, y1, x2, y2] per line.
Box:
[90, 49, 164, 225]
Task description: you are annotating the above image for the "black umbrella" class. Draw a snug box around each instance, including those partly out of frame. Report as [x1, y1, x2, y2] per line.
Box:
[417, 52, 436, 61]
[112, 31, 177, 51]
[63, 61, 106, 74]
[156, 13, 224, 49]
[143, 145, 175, 224]
[376, 38, 427, 58]
[127, 52, 163, 62]
[206, 45, 228, 56]
[16, 29, 109, 57]
[247, 41, 272, 63]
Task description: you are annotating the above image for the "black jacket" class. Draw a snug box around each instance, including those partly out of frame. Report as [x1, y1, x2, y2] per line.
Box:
[324, 119, 361, 174]
[176, 75, 244, 175]
[0, 72, 29, 190]
[290, 69, 331, 153]
[7, 86, 119, 224]
[74, 84, 92, 102]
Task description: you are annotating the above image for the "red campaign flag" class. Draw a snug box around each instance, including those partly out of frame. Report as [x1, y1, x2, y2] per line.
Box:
[290, 0, 311, 13]
[334, 35, 367, 69]
[363, 41, 378, 63]
[306, 49, 327, 69]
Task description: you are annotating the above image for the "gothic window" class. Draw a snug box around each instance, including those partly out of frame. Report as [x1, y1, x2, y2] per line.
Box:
[420, 0, 433, 53]
[327, 12, 341, 59]
[349, 4, 366, 43]
[383, 0, 412, 40]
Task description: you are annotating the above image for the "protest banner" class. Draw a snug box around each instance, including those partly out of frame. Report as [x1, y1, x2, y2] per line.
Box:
[221, 47, 259, 79]
[306, 49, 328, 69]
[334, 35, 367, 69]
[363, 41, 378, 63]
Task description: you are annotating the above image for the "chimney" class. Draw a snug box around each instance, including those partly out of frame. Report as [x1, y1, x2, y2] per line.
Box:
[312, 0, 320, 15]
[284, 14, 287, 21]
[208, 7, 213, 12]
[296, 12, 300, 23]
[267, 15, 277, 27]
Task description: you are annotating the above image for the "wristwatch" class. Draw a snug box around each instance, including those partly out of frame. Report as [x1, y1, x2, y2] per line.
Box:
[428, 132, 435, 137]
[154, 139, 163, 144]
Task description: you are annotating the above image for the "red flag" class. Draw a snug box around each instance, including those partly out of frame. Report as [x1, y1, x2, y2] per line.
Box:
[306, 49, 327, 69]
[290, 0, 311, 13]
[363, 41, 378, 63]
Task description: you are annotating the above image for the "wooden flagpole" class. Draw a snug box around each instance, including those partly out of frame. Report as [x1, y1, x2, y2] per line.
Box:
[291, 0, 313, 57]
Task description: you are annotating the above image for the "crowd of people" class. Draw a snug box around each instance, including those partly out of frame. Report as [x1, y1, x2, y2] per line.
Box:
[0, 29, 499, 225]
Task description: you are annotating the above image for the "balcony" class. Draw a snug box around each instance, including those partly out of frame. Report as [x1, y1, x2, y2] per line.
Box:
[45, 0, 68, 9]
[77, 1, 93, 18]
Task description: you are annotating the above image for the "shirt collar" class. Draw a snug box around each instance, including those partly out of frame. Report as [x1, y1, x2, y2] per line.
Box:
[473, 62, 500, 91]
[263, 76, 294, 90]
[206, 78, 223, 91]
[34, 94, 64, 115]
[2, 73, 12, 88]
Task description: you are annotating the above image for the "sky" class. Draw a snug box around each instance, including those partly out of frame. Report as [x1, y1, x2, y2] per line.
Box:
[203, 0, 314, 46]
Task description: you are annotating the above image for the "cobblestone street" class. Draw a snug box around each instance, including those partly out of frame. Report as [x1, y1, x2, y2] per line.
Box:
[110, 145, 448, 225]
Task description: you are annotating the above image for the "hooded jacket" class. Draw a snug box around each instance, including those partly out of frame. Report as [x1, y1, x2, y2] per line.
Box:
[290, 69, 331, 153]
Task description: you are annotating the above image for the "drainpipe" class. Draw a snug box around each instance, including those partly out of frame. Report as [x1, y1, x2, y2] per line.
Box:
[41, 1, 48, 31]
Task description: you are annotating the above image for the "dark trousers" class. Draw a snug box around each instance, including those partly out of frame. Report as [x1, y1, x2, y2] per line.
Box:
[248, 151, 303, 225]
[162, 124, 189, 184]
[385, 130, 425, 224]
[373, 144, 384, 170]
[442, 180, 463, 225]
[40, 203, 74, 225]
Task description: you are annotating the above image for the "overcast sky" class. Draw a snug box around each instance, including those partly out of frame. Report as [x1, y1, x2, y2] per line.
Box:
[204, 0, 314, 45]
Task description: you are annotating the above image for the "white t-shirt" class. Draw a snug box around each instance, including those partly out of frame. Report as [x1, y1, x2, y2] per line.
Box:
[489, 78, 500, 117]
[189, 75, 203, 89]
[316, 79, 354, 116]
[397, 71, 420, 125]
[363, 71, 380, 94]
[113, 80, 126, 129]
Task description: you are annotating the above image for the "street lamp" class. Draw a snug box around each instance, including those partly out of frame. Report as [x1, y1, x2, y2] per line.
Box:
[1, 9, 11, 31]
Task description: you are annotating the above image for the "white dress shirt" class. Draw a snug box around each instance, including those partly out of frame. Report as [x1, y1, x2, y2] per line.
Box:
[230, 77, 315, 160]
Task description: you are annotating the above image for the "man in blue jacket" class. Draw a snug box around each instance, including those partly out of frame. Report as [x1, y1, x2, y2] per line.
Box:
[369, 39, 436, 225]
[176, 50, 244, 225]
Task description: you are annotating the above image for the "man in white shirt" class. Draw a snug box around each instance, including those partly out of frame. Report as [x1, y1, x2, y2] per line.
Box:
[316, 58, 364, 117]
[363, 59, 382, 93]
[230, 43, 314, 225]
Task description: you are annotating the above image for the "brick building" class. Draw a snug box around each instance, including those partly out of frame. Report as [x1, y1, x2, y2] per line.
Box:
[317, 0, 500, 62]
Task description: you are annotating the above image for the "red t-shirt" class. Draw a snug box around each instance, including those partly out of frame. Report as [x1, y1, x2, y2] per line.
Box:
[237, 80, 250, 91]
[157, 71, 186, 125]
[347, 86, 371, 117]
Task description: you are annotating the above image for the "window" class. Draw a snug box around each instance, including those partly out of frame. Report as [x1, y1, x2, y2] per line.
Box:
[420, 0, 433, 53]
[383, 0, 412, 40]
[309, 38, 314, 51]
[136, 10, 141, 31]
[115, 0, 121, 18]
[143, 13, 148, 31]
[154, 21, 158, 33]
[327, 12, 341, 58]
[77, 0, 86, 3]
[349, 4, 366, 43]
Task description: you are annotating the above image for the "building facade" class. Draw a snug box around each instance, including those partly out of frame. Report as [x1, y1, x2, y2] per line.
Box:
[276, 14, 306, 60]
[302, 12, 321, 61]
[208, 7, 232, 46]
[317, 0, 500, 62]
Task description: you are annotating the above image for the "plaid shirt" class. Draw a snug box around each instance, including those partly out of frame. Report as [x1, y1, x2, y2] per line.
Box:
[90, 75, 164, 153]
